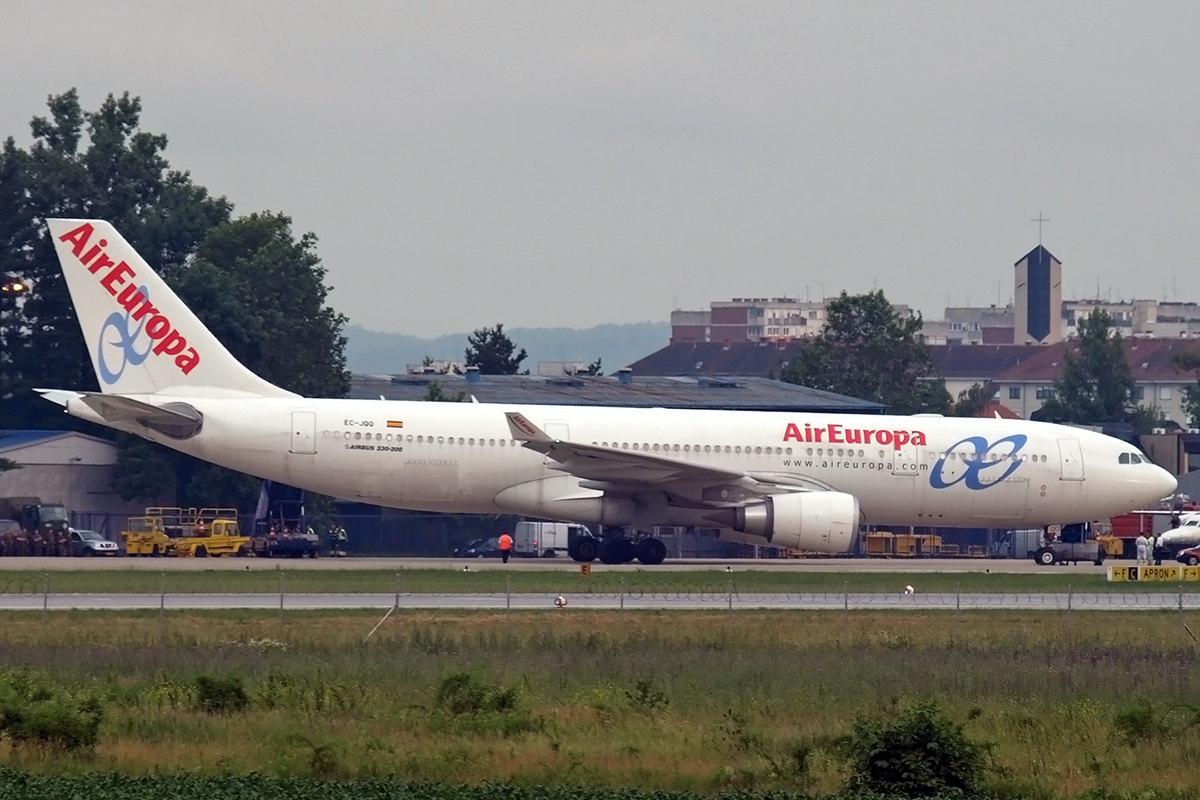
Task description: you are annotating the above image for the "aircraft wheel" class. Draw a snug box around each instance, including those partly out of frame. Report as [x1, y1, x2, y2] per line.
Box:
[635, 538, 667, 566]
[1035, 548, 1056, 566]
[571, 536, 599, 562]
[599, 537, 636, 565]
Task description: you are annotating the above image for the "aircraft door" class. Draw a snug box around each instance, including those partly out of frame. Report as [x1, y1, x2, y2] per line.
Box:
[1057, 438, 1085, 481]
[289, 412, 317, 455]
[891, 444, 919, 477]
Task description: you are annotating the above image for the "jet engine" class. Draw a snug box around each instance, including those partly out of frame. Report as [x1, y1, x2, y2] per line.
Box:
[713, 491, 859, 553]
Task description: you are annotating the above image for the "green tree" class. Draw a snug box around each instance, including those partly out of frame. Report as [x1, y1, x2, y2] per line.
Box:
[0, 89, 231, 431]
[780, 291, 951, 414]
[585, 357, 603, 376]
[1035, 309, 1155, 430]
[949, 383, 997, 418]
[1172, 348, 1200, 428]
[109, 435, 175, 503]
[185, 212, 349, 397]
[0, 90, 350, 511]
[464, 324, 527, 375]
[0, 433, 20, 474]
[423, 380, 465, 402]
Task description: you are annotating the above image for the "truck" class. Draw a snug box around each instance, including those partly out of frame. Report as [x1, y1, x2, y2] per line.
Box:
[122, 507, 250, 557]
[245, 529, 322, 558]
[513, 520, 582, 558]
[453, 521, 585, 558]
[1032, 522, 1106, 566]
[0, 496, 71, 556]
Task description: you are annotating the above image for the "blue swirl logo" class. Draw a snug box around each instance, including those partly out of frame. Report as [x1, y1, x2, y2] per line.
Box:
[929, 434, 1028, 491]
[96, 286, 152, 385]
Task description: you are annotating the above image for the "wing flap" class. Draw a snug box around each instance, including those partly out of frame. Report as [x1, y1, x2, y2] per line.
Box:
[504, 411, 790, 493]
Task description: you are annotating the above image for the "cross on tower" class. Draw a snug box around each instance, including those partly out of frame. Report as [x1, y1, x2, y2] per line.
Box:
[1031, 212, 1050, 245]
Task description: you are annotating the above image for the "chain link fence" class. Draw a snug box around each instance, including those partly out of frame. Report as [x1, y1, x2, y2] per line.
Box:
[3, 573, 1200, 612]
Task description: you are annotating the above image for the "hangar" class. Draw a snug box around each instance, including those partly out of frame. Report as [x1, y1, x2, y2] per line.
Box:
[349, 369, 887, 413]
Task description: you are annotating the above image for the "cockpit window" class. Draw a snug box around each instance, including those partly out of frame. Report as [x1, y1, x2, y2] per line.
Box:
[1119, 453, 1130, 464]
[1119, 452, 1147, 465]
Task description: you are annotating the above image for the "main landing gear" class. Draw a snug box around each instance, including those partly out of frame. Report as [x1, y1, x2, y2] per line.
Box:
[568, 530, 667, 566]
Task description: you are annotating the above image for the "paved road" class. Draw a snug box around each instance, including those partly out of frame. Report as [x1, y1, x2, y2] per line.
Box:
[1, 591, 1193, 611]
[0, 556, 1109, 575]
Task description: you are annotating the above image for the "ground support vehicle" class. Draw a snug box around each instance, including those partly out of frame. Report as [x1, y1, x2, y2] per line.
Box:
[172, 518, 250, 557]
[1033, 522, 1106, 566]
[247, 532, 321, 558]
[513, 520, 583, 558]
[121, 507, 249, 557]
[0, 496, 71, 556]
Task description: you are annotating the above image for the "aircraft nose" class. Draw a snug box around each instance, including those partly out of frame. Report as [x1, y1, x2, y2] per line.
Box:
[1152, 466, 1179, 501]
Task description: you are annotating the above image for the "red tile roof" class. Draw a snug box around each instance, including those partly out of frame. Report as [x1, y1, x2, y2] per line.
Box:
[929, 344, 1047, 379]
[993, 339, 1200, 382]
[979, 402, 1022, 420]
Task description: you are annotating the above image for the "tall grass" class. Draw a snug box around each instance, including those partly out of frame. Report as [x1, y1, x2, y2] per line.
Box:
[1, 610, 1200, 795]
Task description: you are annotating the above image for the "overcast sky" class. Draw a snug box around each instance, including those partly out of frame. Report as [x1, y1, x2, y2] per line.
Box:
[5, 1, 1199, 336]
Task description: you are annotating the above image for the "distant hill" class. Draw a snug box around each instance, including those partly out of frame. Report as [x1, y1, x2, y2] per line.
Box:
[345, 322, 670, 375]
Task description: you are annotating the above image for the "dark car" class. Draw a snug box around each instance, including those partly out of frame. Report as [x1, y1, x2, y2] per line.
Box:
[453, 536, 501, 558]
[70, 528, 120, 557]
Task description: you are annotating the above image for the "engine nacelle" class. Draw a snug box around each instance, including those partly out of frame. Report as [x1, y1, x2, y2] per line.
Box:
[727, 492, 859, 553]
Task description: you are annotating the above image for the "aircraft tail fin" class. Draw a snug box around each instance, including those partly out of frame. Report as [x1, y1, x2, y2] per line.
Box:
[46, 219, 296, 398]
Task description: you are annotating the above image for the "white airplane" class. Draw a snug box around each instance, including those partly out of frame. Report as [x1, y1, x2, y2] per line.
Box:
[39, 219, 1177, 564]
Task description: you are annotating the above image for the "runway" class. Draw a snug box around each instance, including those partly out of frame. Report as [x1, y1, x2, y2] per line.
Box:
[0, 556, 1110, 575]
[2, 590, 1192, 611]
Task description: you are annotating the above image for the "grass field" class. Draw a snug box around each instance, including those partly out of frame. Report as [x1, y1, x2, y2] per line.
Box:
[3, 608, 1200, 797]
[0, 567, 1194, 595]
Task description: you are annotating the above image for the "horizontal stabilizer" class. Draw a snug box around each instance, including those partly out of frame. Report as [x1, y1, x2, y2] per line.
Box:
[79, 393, 204, 439]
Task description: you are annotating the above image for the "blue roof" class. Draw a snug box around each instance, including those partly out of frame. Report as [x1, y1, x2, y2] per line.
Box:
[350, 373, 887, 413]
[0, 430, 72, 451]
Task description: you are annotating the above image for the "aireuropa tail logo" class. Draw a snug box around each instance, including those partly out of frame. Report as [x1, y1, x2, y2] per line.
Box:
[98, 284, 153, 384]
[56, 223, 200, 383]
[929, 434, 1028, 490]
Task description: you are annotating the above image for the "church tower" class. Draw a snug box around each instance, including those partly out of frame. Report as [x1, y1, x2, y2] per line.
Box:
[1014, 244, 1062, 344]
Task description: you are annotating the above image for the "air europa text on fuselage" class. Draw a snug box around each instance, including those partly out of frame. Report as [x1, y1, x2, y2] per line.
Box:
[57, 223, 200, 376]
[783, 422, 927, 450]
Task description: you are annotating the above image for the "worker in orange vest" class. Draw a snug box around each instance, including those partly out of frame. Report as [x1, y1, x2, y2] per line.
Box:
[498, 531, 513, 563]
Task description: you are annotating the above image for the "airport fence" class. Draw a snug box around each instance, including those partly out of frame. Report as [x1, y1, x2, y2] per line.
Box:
[5, 572, 1200, 614]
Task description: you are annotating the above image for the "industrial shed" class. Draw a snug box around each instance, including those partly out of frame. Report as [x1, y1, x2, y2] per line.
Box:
[348, 371, 887, 414]
[0, 430, 168, 516]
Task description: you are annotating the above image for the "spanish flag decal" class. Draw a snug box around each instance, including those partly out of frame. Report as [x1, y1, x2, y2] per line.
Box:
[387, 420, 404, 428]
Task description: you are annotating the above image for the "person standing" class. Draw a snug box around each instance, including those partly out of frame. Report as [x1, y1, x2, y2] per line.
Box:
[498, 531, 513, 564]
[1135, 532, 1149, 566]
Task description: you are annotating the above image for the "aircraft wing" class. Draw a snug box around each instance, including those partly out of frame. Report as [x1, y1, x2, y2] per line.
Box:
[504, 411, 803, 500]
